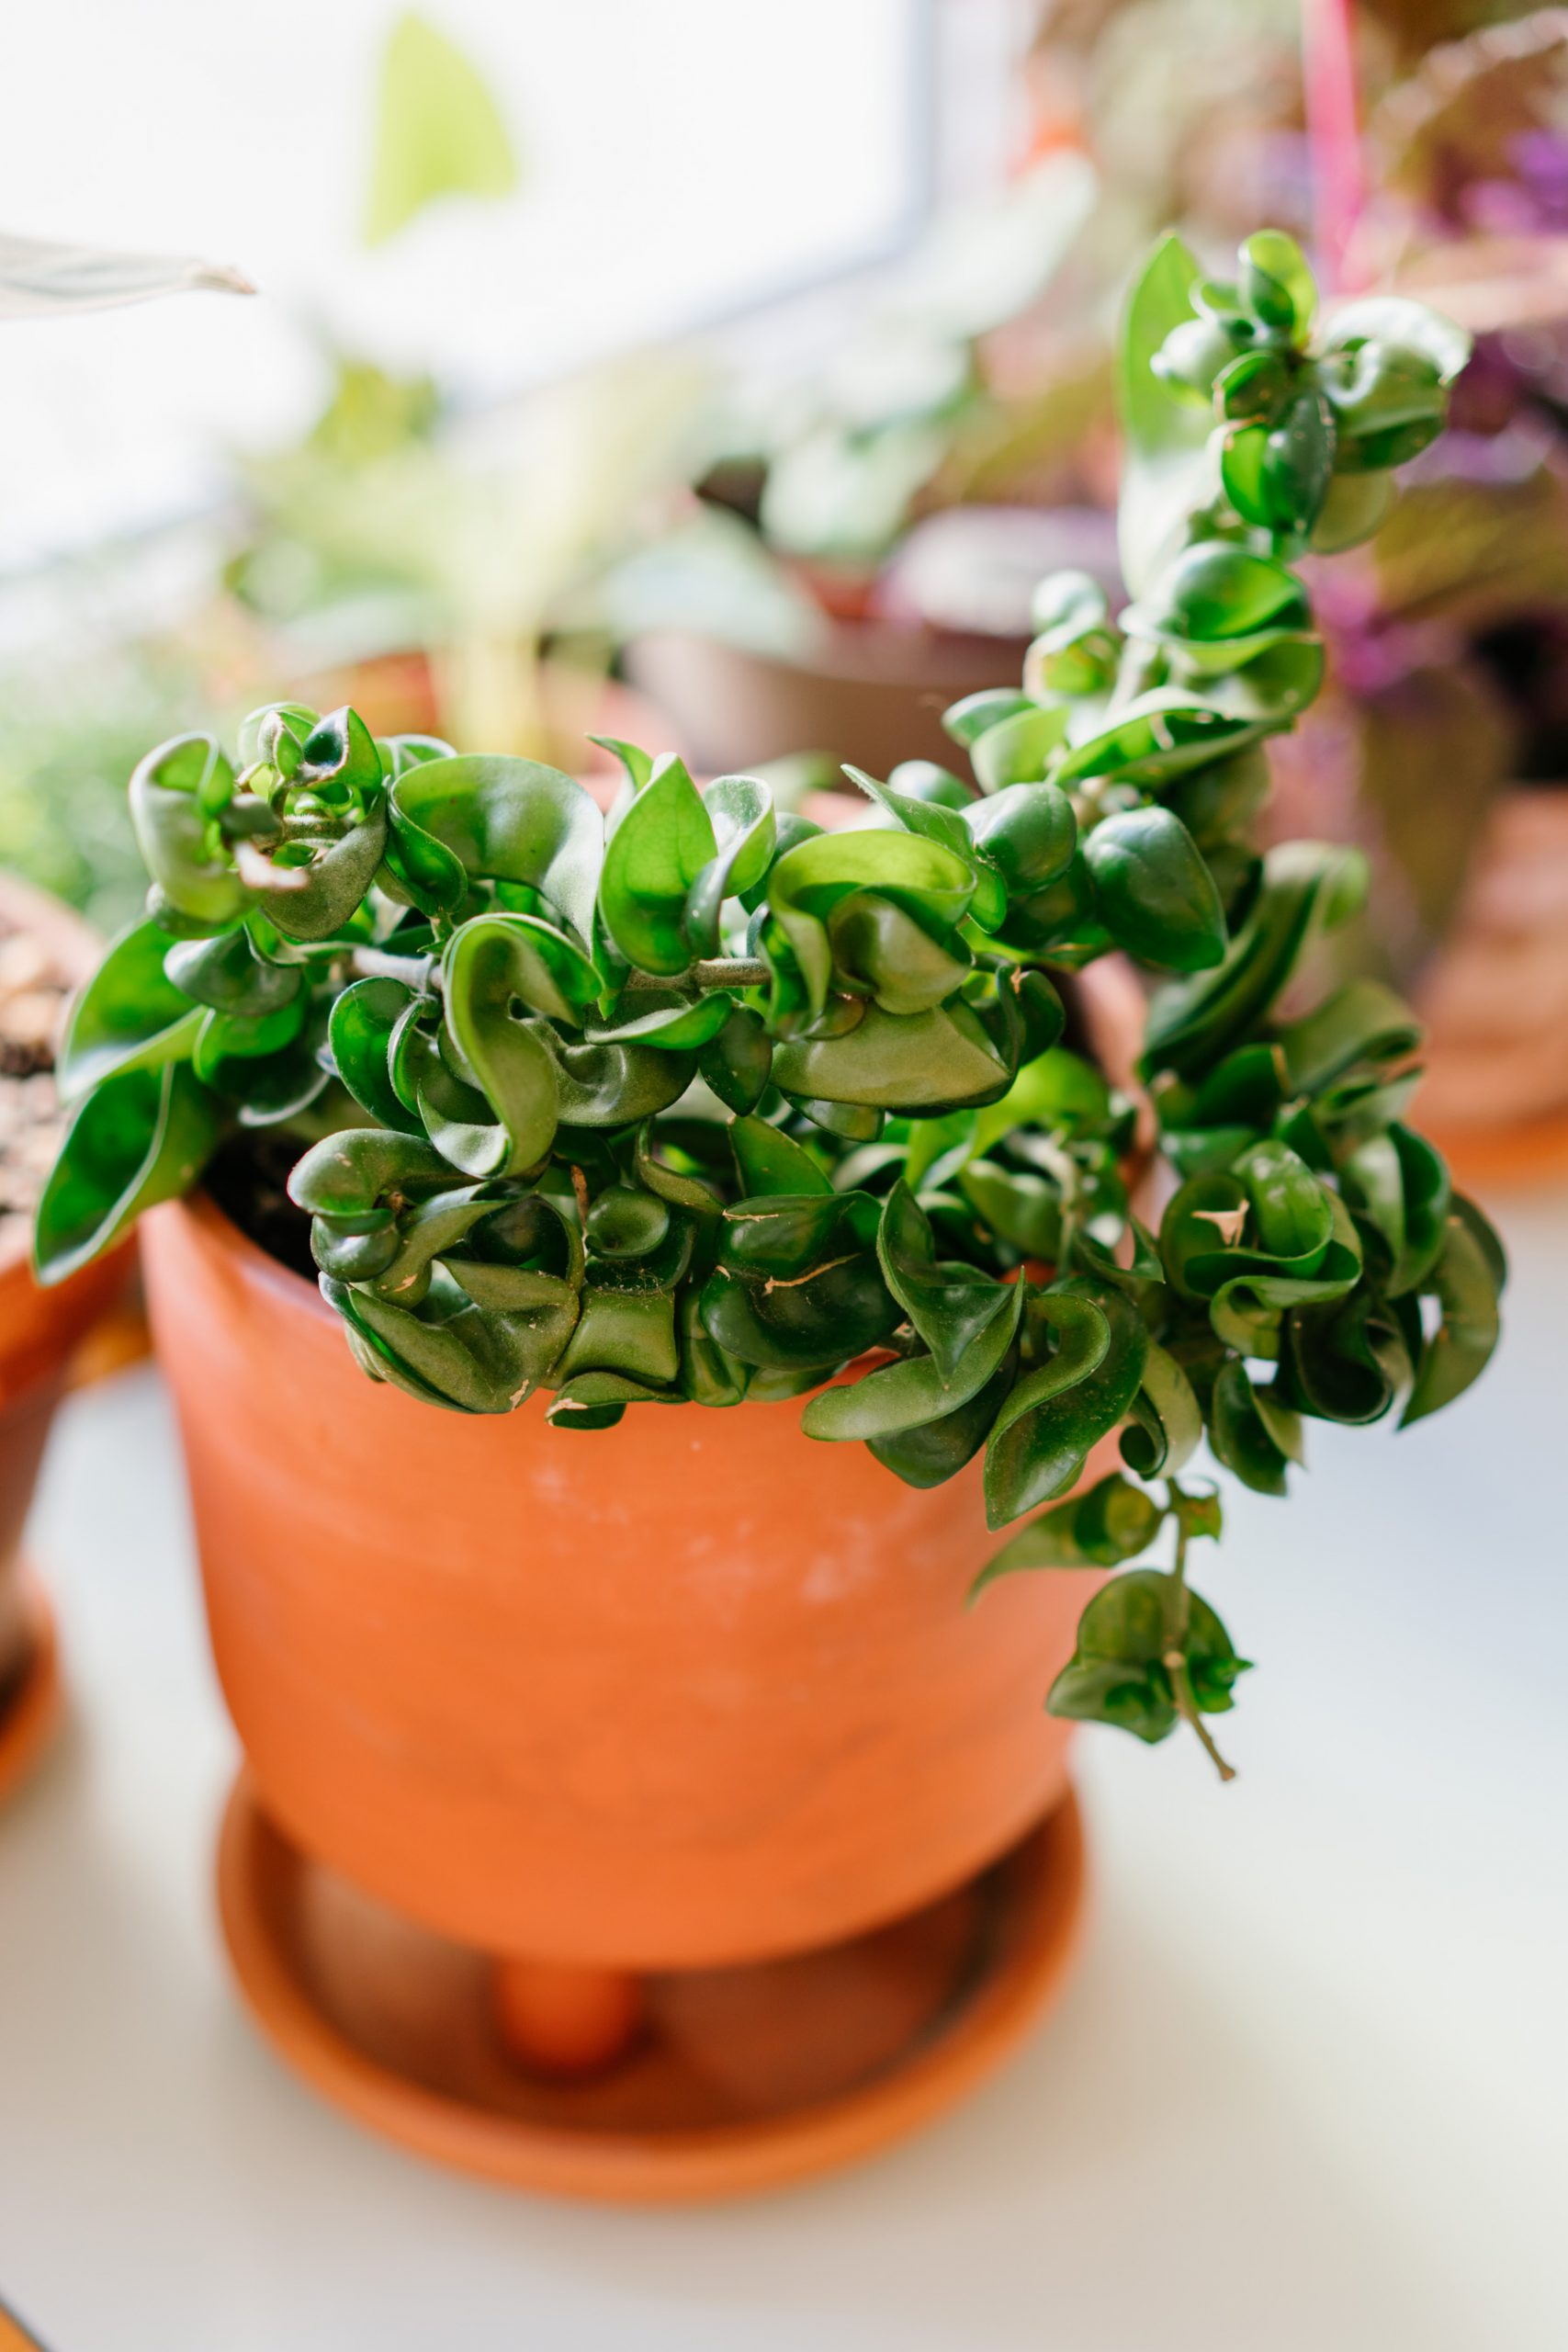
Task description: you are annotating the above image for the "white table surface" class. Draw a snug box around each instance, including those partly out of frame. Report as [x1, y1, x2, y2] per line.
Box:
[2, 1185, 1565, 2352]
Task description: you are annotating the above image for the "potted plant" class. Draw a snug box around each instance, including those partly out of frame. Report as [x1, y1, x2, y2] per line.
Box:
[35, 230, 1502, 2200]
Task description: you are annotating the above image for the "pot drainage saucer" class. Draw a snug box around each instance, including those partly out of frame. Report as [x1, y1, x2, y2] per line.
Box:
[0, 1571, 62, 1810]
[217, 1773, 1087, 2203]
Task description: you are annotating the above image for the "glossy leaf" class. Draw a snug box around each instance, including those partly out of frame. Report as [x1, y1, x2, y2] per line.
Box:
[597, 755, 716, 974]
[1120, 1343, 1202, 1480]
[325, 1267, 572, 1416]
[436, 920, 565, 1176]
[164, 926, 301, 1019]
[699, 1002, 773, 1113]
[389, 756, 603, 941]
[863, 1346, 1014, 1489]
[877, 1182, 1015, 1380]
[128, 733, 243, 926]
[682, 775, 776, 957]
[243, 804, 389, 943]
[972, 1471, 1164, 1594]
[970, 704, 1068, 793]
[556, 1285, 681, 1389]
[57, 919, 206, 1103]
[963, 782, 1077, 893]
[984, 1287, 1148, 1528]
[1211, 1358, 1301, 1494]
[1118, 232, 1214, 597]
[728, 1115, 831, 1198]
[547, 1031, 694, 1128]
[1401, 1201, 1505, 1428]
[803, 1280, 1021, 1443]
[1047, 1571, 1250, 1743]
[1083, 807, 1226, 972]
[828, 892, 971, 1016]
[34, 1065, 220, 1284]
[1143, 842, 1369, 1080]
[773, 1001, 1010, 1114]
[1341, 1123, 1450, 1296]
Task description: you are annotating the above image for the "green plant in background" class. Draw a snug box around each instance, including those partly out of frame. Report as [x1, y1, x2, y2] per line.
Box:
[364, 11, 520, 249]
[34, 231, 1504, 1778]
[715, 151, 1101, 572]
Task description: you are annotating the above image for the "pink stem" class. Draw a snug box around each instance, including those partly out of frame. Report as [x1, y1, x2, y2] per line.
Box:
[1302, 0, 1366, 288]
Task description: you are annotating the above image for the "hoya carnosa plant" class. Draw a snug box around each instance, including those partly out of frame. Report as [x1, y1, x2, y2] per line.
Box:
[35, 232, 1503, 1777]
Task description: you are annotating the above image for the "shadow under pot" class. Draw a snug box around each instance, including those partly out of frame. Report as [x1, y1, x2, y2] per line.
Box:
[141, 1192, 1118, 2204]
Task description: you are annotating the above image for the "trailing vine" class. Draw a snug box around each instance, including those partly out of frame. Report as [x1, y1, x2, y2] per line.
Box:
[35, 232, 1504, 1774]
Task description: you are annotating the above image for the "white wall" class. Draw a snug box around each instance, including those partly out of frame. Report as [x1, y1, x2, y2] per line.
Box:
[0, 0, 927, 564]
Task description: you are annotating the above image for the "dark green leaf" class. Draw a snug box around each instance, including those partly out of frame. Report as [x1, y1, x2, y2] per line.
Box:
[972, 1471, 1164, 1594]
[699, 1002, 773, 1114]
[803, 1279, 1021, 1441]
[773, 1001, 1010, 1114]
[682, 775, 776, 956]
[57, 919, 204, 1102]
[597, 754, 716, 974]
[984, 1286, 1148, 1527]
[1046, 1569, 1249, 1743]
[877, 1181, 1015, 1380]
[1143, 842, 1369, 1080]
[34, 1065, 221, 1284]
[1083, 807, 1226, 971]
[728, 1114, 831, 1198]
[1210, 1360, 1300, 1494]
[1401, 1200, 1505, 1428]
[129, 732, 243, 926]
[390, 755, 604, 940]
[164, 926, 302, 1018]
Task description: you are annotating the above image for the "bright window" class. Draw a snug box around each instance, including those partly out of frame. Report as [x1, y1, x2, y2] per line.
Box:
[0, 0, 934, 563]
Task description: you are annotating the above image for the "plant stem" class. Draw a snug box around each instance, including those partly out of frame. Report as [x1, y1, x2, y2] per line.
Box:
[352, 946, 437, 989]
[1162, 1481, 1237, 1784]
[623, 958, 770, 994]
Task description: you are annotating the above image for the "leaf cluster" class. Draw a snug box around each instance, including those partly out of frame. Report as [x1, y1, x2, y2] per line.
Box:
[34, 232, 1506, 1775]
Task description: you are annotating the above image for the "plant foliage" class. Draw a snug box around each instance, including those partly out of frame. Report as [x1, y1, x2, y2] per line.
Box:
[35, 232, 1505, 1775]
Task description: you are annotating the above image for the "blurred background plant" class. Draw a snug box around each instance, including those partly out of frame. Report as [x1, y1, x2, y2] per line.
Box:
[6, 0, 1568, 1153]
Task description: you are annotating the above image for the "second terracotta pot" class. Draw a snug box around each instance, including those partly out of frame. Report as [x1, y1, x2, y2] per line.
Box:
[626, 621, 1031, 783]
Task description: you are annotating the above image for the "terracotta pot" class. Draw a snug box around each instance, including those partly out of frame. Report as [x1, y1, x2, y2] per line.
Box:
[1416, 786, 1568, 1190]
[141, 1193, 1118, 2193]
[0, 873, 132, 1799]
[626, 621, 1031, 780]
[148, 1192, 1105, 1967]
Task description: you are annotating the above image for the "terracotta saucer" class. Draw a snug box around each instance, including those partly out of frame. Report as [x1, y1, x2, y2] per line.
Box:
[0, 1572, 62, 1811]
[217, 1773, 1088, 2204]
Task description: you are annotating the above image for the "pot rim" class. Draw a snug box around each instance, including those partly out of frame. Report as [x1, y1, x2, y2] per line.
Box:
[177, 1188, 336, 1327]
